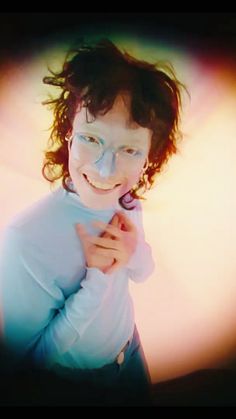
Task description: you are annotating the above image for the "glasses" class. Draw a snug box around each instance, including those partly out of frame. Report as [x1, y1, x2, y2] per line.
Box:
[67, 133, 147, 169]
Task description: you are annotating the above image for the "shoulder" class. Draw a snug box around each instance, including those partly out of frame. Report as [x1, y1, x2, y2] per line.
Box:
[1, 188, 64, 248]
[8, 188, 61, 228]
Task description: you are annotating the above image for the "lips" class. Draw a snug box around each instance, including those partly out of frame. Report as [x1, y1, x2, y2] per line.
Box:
[82, 173, 121, 193]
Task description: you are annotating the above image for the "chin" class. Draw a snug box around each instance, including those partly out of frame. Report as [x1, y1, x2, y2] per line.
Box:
[77, 172, 129, 208]
[80, 191, 120, 210]
[70, 169, 133, 209]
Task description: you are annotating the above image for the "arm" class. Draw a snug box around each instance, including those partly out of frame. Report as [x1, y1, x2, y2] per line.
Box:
[0, 226, 112, 367]
[125, 200, 155, 283]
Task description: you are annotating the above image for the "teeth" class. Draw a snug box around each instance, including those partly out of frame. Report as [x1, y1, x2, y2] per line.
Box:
[86, 175, 116, 190]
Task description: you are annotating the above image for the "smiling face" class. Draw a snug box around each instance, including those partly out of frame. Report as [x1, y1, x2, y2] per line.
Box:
[68, 95, 152, 210]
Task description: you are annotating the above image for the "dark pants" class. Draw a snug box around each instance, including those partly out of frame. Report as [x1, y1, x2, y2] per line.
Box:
[53, 325, 153, 406]
[0, 326, 152, 406]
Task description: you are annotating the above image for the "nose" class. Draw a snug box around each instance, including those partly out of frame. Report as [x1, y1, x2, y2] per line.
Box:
[94, 149, 117, 178]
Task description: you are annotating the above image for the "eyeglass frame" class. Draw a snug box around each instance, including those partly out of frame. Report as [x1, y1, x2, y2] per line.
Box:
[65, 133, 150, 172]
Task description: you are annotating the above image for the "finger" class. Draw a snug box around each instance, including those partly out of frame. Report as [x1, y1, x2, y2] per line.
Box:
[92, 220, 122, 239]
[94, 247, 119, 259]
[100, 214, 119, 238]
[116, 211, 136, 233]
[110, 213, 122, 228]
[101, 213, 120, 239]
[86, 235, 120, 250]
[110, 213, 118, 225]
[76, 224, 91, 252]
[110, 213, 122, 230]
[76, 223, 87, 237]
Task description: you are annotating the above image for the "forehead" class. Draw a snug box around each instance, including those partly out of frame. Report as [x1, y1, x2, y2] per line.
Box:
[73, 96, 152, 147]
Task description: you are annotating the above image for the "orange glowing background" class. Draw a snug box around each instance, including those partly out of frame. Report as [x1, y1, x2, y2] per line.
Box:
[1, 37, 236, 384]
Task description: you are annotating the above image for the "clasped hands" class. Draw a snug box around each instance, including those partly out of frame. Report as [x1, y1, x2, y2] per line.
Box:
[76, 211, 138, 275]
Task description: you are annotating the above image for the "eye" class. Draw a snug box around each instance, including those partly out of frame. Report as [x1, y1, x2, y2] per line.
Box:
[123, 147, 139, 156]
[80, 135, 100, 145]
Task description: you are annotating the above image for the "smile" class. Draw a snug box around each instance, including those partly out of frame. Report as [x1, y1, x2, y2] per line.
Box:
[83, 174, 121, 192]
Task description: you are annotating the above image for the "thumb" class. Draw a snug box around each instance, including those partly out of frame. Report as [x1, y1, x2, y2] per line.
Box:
[76, 223, 86, 237]
[110, 213, 118, 225]
[76, 223, 89, 249]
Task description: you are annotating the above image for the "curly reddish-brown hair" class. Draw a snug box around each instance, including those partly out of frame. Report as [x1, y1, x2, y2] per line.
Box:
[42, 39, 184, 210]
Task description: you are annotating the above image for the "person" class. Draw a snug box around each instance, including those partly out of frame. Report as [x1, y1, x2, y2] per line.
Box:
[0, 39, 183, 406]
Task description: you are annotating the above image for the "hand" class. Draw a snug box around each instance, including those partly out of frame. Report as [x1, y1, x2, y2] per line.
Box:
[76, 213, 121, 274]
[90, 211, 138, 275]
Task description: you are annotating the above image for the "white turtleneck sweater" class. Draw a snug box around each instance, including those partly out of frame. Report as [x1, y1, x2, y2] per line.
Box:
[0, 186, 155, 372]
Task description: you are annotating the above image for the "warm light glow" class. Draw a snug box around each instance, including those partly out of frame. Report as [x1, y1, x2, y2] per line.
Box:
[1, 38, 236, 384]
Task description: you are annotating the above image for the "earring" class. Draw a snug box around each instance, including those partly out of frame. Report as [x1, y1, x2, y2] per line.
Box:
[65, 134, 72, 142]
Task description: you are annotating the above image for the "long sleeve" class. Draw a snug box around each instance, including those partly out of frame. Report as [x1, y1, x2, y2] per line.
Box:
[125, 200, 155, 283]
[0, 226, 113, 366]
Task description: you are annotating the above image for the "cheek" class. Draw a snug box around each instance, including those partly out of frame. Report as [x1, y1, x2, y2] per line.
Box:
[68, 152, 144, 189]
[114, 170, 142, 201]
[68, 154, 85, 177]
[122, 169, 142, 189]
[68, 158, 77, 178]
